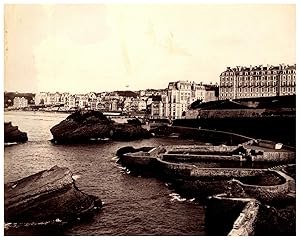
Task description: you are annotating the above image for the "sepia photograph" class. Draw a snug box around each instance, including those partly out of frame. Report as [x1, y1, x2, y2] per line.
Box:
[3, 1, 296, 236]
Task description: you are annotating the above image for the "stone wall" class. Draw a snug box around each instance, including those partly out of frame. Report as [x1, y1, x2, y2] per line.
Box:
[253, 151, 295, 162]
[162, 153, 243, 162]
[173, 116, 296, 146]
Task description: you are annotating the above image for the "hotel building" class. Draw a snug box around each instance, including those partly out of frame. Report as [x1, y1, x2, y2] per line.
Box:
[219, 64, 296, 100]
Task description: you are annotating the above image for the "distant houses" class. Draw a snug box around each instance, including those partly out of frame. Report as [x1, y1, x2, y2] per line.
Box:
[7, 82, 218, 119]
[13, 97, 28, 109]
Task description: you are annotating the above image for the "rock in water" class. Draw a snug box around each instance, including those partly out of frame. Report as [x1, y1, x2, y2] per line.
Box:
[4, 122, 28, 143]
[50, 110, 151, 144]
[4, 165, 102, 224]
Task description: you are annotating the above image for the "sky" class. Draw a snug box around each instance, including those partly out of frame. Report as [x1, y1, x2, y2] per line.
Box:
[4, 4, 296, 94]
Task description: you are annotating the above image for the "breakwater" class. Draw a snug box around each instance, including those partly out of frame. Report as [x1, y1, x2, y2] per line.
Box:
[174, 116, 295, 146]
[117, 126, 296, 235]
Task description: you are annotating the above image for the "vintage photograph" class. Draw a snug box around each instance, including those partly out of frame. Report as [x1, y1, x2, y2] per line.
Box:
[3, 3, 296, 236]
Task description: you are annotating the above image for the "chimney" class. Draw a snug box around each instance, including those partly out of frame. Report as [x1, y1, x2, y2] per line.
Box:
[267, 64, 270, 70]
[250, 65, 252, 70]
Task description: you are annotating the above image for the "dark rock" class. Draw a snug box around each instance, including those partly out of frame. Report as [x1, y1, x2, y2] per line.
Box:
[4, 122, 28, 143]
[127, 118, 142, 126]
[116, 146, 154, 157]
[4, 165, 102, 224]
[111, 123, 151, 141]
[50, 110, 151, 144]
[255, 202, 296, 235]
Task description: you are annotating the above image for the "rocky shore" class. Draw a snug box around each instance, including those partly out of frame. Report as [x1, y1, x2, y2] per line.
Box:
[50, 110, 152, 144]
[4, 165, 102, 235]
[4, 122, 28, 143]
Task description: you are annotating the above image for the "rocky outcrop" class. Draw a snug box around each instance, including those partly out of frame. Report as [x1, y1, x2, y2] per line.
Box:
[116, 146, 155, 157]
[4, 165, 102, 225]
[50, 110, 151, 144]
[4, 122, 28, 143]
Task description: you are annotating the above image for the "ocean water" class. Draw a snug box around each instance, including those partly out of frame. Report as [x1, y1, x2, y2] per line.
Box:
[4, 111, 206, 236]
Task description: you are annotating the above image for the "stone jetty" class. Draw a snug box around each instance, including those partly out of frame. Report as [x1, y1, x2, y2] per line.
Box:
[116, 127, 296, 235]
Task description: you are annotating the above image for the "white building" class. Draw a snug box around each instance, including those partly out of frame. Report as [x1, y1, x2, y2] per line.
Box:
[13, 97, 28, 108]
[150, 81, 218, 119]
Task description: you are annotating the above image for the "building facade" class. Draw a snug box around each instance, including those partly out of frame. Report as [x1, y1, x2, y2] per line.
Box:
[219, 64, 296, 100]
[13, 97, 28, 108]
[149, 81, 218, 119]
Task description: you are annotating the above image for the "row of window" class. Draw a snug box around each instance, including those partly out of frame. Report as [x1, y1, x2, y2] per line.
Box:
[221, 87, 295, 92]
[220, 92, 295, 98]
[222, 69, 295, 76]
[222, 82, 295, 87]
[221, 75, 295, 81]
[220, 87, 296, 96]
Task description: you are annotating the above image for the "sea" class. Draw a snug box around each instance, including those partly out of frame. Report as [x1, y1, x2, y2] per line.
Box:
[4, 111, 207, 236]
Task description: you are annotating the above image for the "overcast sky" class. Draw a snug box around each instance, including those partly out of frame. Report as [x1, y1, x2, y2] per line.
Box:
[4, 4, 296, 93]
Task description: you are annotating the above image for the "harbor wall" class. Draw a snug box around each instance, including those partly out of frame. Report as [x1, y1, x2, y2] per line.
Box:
[173, 116, 296, 146]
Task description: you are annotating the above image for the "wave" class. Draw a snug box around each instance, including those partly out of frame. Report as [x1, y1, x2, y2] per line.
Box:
[72, 174, 81, 181]
[169, 193, 187, 202]
[4, 218, 67, 230]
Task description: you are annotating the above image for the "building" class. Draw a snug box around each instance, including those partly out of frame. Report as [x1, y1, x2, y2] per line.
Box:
[150, 96, 164, 118]
[166, 81, 218, 119]
[13, 97, 28, 108]
[148, 81, 218, 119]
[219, 64, 296, 100]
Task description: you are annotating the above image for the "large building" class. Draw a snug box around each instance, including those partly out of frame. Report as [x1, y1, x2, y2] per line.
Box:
[150, 81, 218, 119]
[219, 64, 296, 100]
